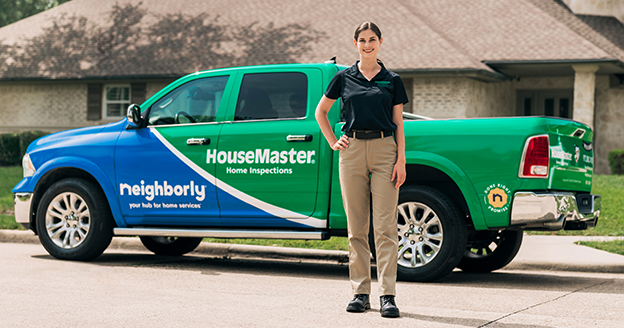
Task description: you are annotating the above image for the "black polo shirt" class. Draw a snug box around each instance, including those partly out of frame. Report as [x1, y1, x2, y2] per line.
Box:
[324, 61, 409, 132]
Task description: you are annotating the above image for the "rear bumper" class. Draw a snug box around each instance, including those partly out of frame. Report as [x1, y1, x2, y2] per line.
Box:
[13, 192, 33, 230]
[510, 192, 600, 230]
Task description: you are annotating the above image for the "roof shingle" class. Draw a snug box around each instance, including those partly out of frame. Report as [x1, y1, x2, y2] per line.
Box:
[0, 0, 622, 80]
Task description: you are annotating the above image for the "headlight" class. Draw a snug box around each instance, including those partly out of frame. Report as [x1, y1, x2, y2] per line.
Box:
[22, 154, 36, 177]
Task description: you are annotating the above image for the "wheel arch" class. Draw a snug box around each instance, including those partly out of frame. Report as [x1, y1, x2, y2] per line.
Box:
[28, 157, 124, 234]
[405, 151, 486, 230]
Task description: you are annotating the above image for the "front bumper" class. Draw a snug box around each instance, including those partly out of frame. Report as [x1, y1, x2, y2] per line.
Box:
[13, 192, 33, 230]
[510, 192, 600, 230]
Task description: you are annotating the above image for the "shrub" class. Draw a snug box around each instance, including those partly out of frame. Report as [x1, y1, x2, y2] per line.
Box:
[0, 133, 21, 166]
[608, 147, 624, 175]
[0, 131, 48, 166]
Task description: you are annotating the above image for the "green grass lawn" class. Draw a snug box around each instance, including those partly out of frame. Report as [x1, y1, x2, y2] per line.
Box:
[0, 166, 24, 230]
[203, 237, 349, 251]
[577, 240, 624, 256]
[0, 166, 621, 254]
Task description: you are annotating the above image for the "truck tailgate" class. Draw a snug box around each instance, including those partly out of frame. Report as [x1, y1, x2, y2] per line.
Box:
[547, 118, 593, 192]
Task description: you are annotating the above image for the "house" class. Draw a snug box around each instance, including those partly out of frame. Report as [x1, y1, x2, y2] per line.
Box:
[0, 0, 623, 174]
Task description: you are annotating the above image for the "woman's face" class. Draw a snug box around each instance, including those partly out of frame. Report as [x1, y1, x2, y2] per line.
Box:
[354, 29, 382, 60]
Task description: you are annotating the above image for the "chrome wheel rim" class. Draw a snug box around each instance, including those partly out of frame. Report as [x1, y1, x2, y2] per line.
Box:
[397, 201, 444, 268]
[45, 192, 90, 249]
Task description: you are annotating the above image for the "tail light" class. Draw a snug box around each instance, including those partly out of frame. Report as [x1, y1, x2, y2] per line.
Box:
[519, 135, 549, 178]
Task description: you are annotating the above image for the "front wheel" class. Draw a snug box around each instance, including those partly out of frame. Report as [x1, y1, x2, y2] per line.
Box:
[36, 178, 114, 261]
[139, 236, 203, 256]
[394, 186, 467, 282]
[457, 230, 523, 273]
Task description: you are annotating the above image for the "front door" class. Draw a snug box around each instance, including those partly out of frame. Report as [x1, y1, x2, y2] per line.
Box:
[517, 90, 573, 119]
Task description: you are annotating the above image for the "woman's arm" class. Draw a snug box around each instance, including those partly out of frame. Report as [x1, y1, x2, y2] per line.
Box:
[391, 103, 406, 189]
[315, 95, 349, 150]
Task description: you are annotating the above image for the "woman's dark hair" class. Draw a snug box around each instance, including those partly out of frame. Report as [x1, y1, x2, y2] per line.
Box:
[354, 21, 382, 40]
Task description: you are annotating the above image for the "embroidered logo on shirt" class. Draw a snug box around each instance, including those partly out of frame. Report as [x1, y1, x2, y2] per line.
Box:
[374, 81, 391, 85]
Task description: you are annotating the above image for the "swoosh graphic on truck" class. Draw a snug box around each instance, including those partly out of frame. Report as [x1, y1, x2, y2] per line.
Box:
[149, 127, 325, 228]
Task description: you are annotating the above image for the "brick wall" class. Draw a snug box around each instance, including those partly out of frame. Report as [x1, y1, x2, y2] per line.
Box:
[0, 82, 92, 132]
[411, 77, 471, 118]
[0, 81, 174, 133]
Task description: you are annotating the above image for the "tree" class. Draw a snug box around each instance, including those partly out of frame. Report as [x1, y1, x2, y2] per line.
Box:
[0, 2, 325, 78]
[0, 0, 72, 28]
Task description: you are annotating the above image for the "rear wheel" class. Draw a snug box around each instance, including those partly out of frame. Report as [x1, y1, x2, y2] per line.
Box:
[458, 230, 523, 273]
[139, 236, 203, 256]
[36, 178, 114, 261]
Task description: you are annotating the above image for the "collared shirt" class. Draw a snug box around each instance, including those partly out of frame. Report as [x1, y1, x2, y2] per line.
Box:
[324, 61, 409, 132]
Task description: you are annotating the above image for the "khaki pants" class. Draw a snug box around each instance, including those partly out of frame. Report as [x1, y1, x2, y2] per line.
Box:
[339, 136, 399, 296]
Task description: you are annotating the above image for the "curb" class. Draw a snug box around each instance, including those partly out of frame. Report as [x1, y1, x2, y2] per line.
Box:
[2, 230, 623, 273]
[0, 229, 349, 264]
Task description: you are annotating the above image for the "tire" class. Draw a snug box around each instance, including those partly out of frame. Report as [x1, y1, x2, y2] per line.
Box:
[394, 185, 467, 282]
[139, 236, 203, 256]
[457, 230, 523, 273]
[36, 178, 114, 261]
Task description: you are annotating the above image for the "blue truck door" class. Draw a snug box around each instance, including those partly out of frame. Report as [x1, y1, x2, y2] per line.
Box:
[115, 75, 231, 226]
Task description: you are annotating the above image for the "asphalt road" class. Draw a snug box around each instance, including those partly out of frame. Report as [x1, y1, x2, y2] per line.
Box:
[1, 242, 623, 328]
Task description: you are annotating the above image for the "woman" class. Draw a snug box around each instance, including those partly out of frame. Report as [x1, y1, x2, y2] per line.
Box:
[315, 21, 408, 318]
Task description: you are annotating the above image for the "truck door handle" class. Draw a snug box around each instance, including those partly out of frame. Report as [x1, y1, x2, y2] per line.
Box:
[286, 135, 313, 142]
[186, 138, 210, 145]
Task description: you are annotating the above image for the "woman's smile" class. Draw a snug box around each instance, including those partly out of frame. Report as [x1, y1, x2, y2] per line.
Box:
[354, 29, 382, 58]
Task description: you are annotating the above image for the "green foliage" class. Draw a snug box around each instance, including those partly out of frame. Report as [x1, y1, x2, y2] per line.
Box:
[0, 0, 72, 27]
[0, 133, 20, 166]
[608, 147, 624, 175]
[0, 131, 48, 166]
[0, 166, 24, 229]
[0, 214, 23, 229]
[0, 166, 22, 210]
[0, 2, 324, 79]
[578, 240, 624, 256]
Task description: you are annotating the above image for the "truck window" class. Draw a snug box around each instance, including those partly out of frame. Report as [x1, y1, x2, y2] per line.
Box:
[148, 76, 229, 125]
[234, 72, 308, 121]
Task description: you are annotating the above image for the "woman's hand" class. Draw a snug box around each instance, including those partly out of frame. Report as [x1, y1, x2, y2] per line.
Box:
[332, 134, 350, 150]
[391, 160, 406, 189]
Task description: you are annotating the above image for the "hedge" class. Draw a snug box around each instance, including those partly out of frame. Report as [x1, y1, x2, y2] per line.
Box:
[0, 131, 49, 166]
[608, 147, 624, 175]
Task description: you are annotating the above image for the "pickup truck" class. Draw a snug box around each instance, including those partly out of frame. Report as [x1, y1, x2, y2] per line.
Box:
[13, 62, 601, 282]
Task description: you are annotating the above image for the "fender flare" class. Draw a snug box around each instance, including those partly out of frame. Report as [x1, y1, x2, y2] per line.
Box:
[23, 156, 127, 228]
[406, 150, 486, 230]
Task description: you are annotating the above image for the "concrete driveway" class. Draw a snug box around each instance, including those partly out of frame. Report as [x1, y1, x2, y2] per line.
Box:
[1, 241, 623, 327]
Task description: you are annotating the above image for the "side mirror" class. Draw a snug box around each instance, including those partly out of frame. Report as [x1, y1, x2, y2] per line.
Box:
[126, 104, 143, 129]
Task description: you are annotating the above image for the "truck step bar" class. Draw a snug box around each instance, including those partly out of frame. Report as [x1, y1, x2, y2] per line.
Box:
[114, 228, 325, 240]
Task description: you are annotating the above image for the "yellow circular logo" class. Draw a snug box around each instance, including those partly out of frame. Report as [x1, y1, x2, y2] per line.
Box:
[487, 188, 508, 208]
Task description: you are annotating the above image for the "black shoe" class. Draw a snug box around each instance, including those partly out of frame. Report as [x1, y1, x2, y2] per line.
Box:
[346, 294, 370, 313]
[380, 295, 400, 318]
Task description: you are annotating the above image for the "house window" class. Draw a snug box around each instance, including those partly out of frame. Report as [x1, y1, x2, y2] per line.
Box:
[103, 85, 130, 118]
